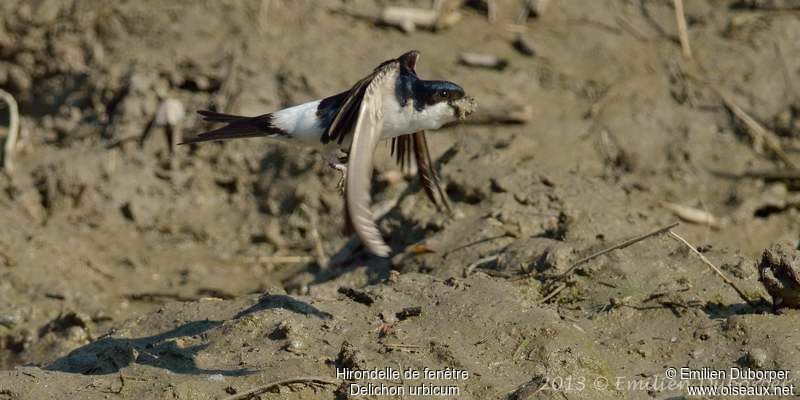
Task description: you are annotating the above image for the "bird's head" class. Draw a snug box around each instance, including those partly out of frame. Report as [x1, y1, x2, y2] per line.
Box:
[415, 80, 476, 127]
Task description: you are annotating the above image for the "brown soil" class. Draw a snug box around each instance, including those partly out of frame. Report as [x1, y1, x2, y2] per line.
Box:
[1, 0, 799, 399]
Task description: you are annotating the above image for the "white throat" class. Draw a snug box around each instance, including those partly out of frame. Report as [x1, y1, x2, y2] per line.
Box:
[381, 98, 455, 139]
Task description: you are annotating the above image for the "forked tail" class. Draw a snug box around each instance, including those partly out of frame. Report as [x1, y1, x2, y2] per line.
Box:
[181, 110, 286, 144]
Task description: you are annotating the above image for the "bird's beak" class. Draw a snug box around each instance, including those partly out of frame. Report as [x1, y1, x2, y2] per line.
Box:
[450, 96, 477, 120]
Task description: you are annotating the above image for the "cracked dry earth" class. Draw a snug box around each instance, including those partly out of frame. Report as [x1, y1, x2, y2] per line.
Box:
[1, 0, 800, 399]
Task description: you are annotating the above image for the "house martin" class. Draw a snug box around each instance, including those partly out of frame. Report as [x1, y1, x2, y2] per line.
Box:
[184, 50, 476, 257]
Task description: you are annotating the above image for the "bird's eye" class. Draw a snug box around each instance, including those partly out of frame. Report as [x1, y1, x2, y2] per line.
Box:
[440, 90, 448, 98]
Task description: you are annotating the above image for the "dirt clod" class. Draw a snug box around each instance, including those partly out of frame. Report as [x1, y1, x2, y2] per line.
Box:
[758, 243, 800, 309]
[337, 287, 374, 306]
[395, 306, 422, 320]
[746, 347, 769, 369]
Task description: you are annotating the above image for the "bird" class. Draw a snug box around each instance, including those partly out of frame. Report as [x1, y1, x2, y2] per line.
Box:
[182, 50, 476, 257]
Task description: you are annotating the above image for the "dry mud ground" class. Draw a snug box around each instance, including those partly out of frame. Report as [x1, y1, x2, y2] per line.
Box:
[1, 0, 800, 399]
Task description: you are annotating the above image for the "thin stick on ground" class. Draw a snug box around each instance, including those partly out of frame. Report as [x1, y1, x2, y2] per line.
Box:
[536, 222, 680, 302]
[538, 283, 567, 304]
[738, 169, 800, 180]
[667, 230, 761, 307]
[261, 255, 314, 264]
[464, 254, 500, 277]
[487, 0, 497, 23]
[683, 70, 797, 169]
[718, 90, 798, 170]
[222, 377, 339, 400]
[616, 15, 650, 42]
[0, 88, 20, 172]
[383, 343, 425, 349]
[556, 222, 680, 278]
[673, 0, 692, 59]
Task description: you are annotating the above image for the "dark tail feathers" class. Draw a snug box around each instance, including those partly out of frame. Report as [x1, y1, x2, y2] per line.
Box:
[197, 110, 250, 124]
[181, 110, 285, 144]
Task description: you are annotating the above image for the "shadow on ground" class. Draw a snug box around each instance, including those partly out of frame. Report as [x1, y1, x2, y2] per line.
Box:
[47, 294, 330, 375]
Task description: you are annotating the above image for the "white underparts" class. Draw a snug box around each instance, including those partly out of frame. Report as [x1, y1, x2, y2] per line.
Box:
[269, 97, 457, 145]
[382, 100, 455, 138]
[270, 100, 324, 141]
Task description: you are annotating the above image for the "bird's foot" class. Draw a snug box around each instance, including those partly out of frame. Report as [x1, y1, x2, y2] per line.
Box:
[328, 161, 347, 193]
[325, 150, 348, 193]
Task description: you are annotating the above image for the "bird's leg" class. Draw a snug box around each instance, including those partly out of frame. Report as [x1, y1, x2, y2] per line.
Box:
[332, 163, 347, 192]
[325, 149, 349, 192]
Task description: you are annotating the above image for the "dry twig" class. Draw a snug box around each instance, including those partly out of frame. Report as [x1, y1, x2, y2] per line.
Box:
[0, 88, 20, 172]
[222, 377, 339, 400]
[464, 255, 500, 277]
[673, 0, 693, 59]
[383, 343, 425, 349]
[616, 15, 651, 42]
[667, 230, 761, 306]
[682, 71, 797, 168]
[719, 90, 798, 169]
[556, 222, 680, 278]
[534, 223, 680, 302]
[487, 0, 497, 23]
[538, 283, 567, 304]
[738, 169, 800, 180]
[261, 255, 314, 264]
[86, 261, 116, 281]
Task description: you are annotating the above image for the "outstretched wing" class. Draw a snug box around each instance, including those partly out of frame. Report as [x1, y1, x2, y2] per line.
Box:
[323, 50, 420, 145]
[322, 73, 375, 144]
[412, 131, 452, 213]
[390, 132, 452, 213]
[345, 61, 399, 257]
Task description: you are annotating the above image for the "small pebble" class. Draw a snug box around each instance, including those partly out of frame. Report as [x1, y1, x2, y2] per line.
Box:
[285, 339, 304, 352]
[0, 315, 20, 328]
[459, 52, 508, 70]
[155, 98, 185, 127]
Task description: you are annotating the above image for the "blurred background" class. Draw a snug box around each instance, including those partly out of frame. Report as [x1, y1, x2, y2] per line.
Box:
[0, 0, 799, 384]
